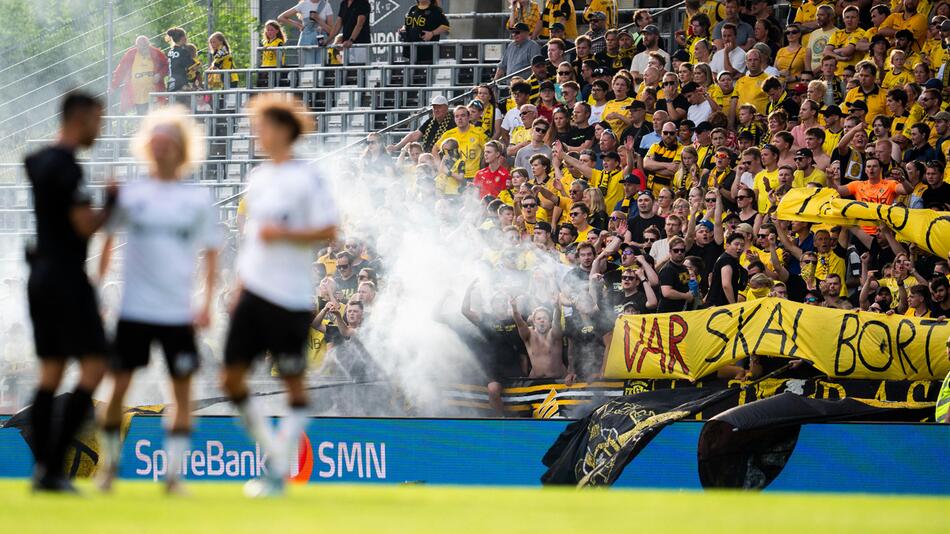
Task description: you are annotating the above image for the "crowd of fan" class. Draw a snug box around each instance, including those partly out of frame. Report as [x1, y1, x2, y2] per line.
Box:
[346, 0, 950, 398]
[105, 1, 950, 409]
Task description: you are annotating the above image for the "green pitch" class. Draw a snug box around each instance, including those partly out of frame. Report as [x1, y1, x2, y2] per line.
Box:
[2, 480, 947, 533]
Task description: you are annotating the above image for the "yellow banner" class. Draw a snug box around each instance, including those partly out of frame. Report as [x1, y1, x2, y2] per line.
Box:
[603, 298, 950, 381]
[776, 188, 950, 258]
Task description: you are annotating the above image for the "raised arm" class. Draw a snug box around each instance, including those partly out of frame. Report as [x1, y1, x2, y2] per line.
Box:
[461, 280, 482, 325]
[511, 297, 531, 342]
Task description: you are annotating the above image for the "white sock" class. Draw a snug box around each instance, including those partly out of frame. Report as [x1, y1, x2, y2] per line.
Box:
[164, 432, 189, 482]
[236, 397, 275, 454]
[272, 407, 309, 480]
[100, 428, 122, 472]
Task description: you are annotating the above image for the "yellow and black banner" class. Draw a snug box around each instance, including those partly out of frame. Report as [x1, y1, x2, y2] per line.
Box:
[776, 187, 950, 258]
[603, 298, 950, 381]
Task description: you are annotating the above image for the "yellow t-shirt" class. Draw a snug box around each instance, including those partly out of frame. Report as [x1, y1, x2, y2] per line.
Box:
[793, 168, 827, 187]
[261, 37, 285, 67]
[591, 167, 624, 212]
[734, 72, 769, 115]
[843, 85, 888, 124]
[130, 52, 155, 105]
[880, 12, 928, 48]
[826, 28, 868, 75]
[435, 126, 489, 179]
[774, 46, 806, 81]
[822, 127, 844, 156]
[882, 68, 913, 93]
[585, 0, 618, 29]
[707, 84, 736, 109]
[753, 168, 780, 213]
[602, 97, 633, 137]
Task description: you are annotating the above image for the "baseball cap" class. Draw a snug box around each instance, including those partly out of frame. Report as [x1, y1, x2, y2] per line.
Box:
[627, 100, 646, 110]
[468, 99, 484, 110]
[821, 104, 844, 117]
[621, 174, 640, 184]
[430, 95, 448, 106]
[681, 81, 699, 94]
[697, 220, 714, 231]
[539, 80, 555, 91]
[935, 111, 950, 122]
[849, 100, 868, 112]
[735, 222, 754, 234]
[587, 11, 607, 21]
[531, 55, 547, 66]
[672, 49, 690, 62]
[551, 22, 565, 31]
[925, 78, 945, 91]
[942, 19, 950, 31]
[510, 22, 530, 32]
[642, 24, 660, 35]
[695, 121, 713, 133]
[795, 147, 813, 159]
[535, 221, 552, 233]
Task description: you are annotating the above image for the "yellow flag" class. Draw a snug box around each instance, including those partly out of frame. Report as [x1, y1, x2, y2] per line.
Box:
[776, 187, 950, 258]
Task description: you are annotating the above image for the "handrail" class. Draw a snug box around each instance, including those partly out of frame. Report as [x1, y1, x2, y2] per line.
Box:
[207, 1, 688, 210]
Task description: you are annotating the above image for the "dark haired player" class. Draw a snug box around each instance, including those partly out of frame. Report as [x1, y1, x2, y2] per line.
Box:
[24, 92, 115, 492]
[222, 94, 339, 497]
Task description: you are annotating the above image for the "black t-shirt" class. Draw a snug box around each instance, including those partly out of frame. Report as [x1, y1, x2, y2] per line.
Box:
[474, 318, 526, 379]
[922, 182, 950, 211]
[867, 239, 896, 273]
[333, 272, 360, 302]
[402, 4, 449, 62]
[339, 0, 372, 43]
[657, 261, 690, 312]
[558, 125, 595, 148]
[620, 121, 652, 149]
[627, 214, 666, 242]
[687, 240, 724, 279]
[605, 285, 652, 316]
[565, 312, 607, 379]
[705, 253, 746, 306]
[24, 146, 90, 270]
[167, 45, 194, 90]
[656, 94, 689, 117]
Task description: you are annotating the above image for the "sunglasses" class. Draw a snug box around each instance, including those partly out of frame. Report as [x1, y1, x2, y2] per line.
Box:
[705, 198, 716, 202]
[741, 160, 753, 165]
[338, 263, 351, 269]
[662, 131, 676, 136]
[622, 249, 636, 255]
[522, 203, 537, 208]
[785, 30, 799, 35]
[664, 82, 676, 86]
[671, 248, 686, 253]
[557, 71, 572, 75]
[643, 237, 657, 242]
[736, 195, 750, 200]
[757, 234, 769, 238]
[621, 276, 637, 280]
[535, 127, 548, 133]
[520, 111, 535, 116]
[570, 212, 583, 217]
[801, 259, 816, 265]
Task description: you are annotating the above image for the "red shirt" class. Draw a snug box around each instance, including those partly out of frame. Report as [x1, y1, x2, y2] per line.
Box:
[474, 165, 510, 197]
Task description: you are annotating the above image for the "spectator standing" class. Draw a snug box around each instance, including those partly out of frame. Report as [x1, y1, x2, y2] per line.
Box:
[207, 32, 239, 90]
[387, 95, 455, 153]
[333, 0, 371, 64]
[111, 36, 168, 115]
[495, 23, 542, 81]
[508, 0, 542, 36]
[536, 0, 578, 41]
[165, 27, 194, 92]
[657, 237, 695, 312]
[584, 11, 608, 55]
[258, 20, 287, 87]
[400, 0, 450, 64]
[279, 0, 336, 66]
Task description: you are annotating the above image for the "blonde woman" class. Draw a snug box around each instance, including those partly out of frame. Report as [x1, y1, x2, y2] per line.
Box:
[582, 187, 609, 230]
[672, 145, 700, 196]
[97, 106, 218, 494]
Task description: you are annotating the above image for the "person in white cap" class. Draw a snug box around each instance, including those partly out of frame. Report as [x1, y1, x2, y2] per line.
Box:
[386, 94, 456, 153]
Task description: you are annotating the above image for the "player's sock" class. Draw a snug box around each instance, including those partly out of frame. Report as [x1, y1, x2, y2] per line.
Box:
[273, 403, 309, 480]
[100, 424, 122, 472]
[48, 387, 94, 479]
[30, 388, 55, 474]
[232, 393, 274, 454]
[164, 430, 190, 483]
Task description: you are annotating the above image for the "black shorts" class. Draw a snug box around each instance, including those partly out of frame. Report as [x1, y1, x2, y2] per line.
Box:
[224, 290, 312, 376]
[27, 265, 107, 359]
[112, 320, 200, 378]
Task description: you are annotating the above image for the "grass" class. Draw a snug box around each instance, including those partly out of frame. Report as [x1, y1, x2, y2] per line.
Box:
[2, 479, 948, 533]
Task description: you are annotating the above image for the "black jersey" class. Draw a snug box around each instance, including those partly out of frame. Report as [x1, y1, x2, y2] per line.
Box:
[24, 146, 90, 270]
[167, 45, 194, 90]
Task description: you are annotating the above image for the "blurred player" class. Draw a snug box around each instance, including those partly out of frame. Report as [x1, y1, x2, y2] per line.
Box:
[96, 107, 219, 494]
[23, 92, 114, 492]
[221, 94, 339, 497]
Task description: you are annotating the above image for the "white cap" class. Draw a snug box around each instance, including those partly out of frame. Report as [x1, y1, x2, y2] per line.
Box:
[430, 95, 449, 106]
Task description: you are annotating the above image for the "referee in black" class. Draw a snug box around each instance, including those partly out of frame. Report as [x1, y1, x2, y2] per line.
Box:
[24, 92, 116, 492]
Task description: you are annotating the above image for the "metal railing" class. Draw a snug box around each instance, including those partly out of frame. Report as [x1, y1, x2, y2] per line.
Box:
[255, 39, 510, 70]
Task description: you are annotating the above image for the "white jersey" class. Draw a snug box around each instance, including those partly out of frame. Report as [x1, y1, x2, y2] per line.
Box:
[111, 179, 219, 325]
[237, 160, 339, 311]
